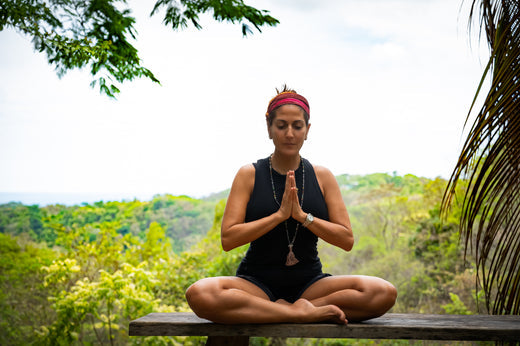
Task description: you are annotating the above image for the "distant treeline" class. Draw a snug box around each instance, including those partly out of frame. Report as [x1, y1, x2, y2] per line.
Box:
[0, 193, 223, 253]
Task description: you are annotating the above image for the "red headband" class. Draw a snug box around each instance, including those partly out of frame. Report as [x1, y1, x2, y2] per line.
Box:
[266, 92, 310, 117]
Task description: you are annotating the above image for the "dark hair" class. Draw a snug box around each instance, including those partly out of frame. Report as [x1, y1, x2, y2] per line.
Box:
[266, 85, 310, 126]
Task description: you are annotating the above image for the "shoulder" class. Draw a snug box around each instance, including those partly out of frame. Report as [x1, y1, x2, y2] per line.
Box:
[312, 164, 336, 182]
[234, 163, 255, 183]
[236, 163, 255, 179]
[311, 164, 340, 196]
[301, 158, 331, 177]
[230, 163, 256, 194]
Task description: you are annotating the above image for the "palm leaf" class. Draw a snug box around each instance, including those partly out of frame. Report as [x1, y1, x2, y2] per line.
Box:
[442, 0, 520, 315]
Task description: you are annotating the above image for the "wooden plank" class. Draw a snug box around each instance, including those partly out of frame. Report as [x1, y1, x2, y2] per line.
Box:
[129, 312, 520, 342]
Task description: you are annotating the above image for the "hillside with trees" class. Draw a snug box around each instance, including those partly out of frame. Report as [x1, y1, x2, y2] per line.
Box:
[0, 173, 479, 345]
[0, 194, 217, 253]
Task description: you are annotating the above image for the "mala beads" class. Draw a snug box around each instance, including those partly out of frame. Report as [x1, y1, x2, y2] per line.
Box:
[269, 155, 305, 266]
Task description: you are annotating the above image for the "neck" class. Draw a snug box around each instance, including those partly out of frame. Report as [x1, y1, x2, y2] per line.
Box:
[271, 152, 301, 174]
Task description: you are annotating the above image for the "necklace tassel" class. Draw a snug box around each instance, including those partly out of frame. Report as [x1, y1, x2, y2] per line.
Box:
[286, 244, 299, 266]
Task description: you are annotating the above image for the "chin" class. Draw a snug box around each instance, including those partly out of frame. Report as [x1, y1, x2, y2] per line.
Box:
[277, 147, 298, 154]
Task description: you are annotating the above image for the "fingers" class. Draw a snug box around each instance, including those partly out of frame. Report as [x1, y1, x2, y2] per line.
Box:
[286, 171, 299, 205]
[286, 171, 304, 220]
[291, 188, 303, 218]
[286, 171, 305, 222]
[282, 171, 293, 203]
[278, 171, 294, 219]
[286, 170, 295, 189]
[280, 171, 304, 221]
[284, 170, 296, 194]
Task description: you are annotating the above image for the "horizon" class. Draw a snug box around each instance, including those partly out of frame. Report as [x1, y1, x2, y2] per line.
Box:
[0, 170, 447, 206]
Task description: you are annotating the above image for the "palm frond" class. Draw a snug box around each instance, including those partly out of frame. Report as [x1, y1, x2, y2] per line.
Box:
[443, 0, 520, 315]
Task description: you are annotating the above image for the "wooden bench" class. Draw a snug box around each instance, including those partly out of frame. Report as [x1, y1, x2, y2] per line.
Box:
[129, 312, 520, 344]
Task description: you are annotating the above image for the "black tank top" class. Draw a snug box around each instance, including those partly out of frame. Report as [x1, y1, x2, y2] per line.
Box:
[237, 157, 329, 272]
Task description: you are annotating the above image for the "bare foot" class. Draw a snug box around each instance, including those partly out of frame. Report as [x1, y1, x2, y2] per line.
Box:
[292, 299, 347, 325]
[275, 299, 291, 306]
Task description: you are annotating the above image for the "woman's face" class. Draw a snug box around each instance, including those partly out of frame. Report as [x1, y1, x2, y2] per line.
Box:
[268, 104, 310, 156]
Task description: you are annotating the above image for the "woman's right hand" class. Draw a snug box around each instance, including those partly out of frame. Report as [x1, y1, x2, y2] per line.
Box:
[277, 170, 295, 220]
[221, 166, 301, 251]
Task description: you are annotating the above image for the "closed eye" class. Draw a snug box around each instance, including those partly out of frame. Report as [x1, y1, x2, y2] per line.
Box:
[275, 120, 305, 130]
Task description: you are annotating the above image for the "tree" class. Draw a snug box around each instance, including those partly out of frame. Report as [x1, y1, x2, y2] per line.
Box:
[443, 0, 520, 315]
[37, 200, 237, 344]
[0, 234, 57, 344]
[0, 0, 278, 97]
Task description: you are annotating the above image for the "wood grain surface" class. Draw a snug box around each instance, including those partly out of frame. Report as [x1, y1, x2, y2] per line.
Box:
[129, 312, 520, 341]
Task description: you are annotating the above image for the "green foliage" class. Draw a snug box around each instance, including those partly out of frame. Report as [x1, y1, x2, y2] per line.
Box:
[0, 233, 57, 345]
[411, 208, 463, 276]
[322, 172, 478, 315]
[337, 172, 426, 196]
[197, 199, 247, 278]
[155, 199, 246, 309]
[0, 173, 482, 344]
[23, 198, 235, 344]
[39, 262, 162, 344]
[0, 0, 158, 97]
[443, 0, 520, 315]
[0, 202, 47, 241]
[35, 219, 182, 344]
[0, 194, 217, 253]
[0, 0, 278, 97]
[442, 293, 471, 315]
[151, 0, 279, 36]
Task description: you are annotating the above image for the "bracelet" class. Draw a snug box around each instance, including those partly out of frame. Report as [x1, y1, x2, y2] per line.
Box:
[302, 213, 314, 228]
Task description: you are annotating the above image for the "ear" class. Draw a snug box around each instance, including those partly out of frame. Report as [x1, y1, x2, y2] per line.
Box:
[305, 123, 311, 140]
[267, 119, 272, 139]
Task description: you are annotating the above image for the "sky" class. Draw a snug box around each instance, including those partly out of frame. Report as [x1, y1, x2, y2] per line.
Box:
[0, 0, 489, 204]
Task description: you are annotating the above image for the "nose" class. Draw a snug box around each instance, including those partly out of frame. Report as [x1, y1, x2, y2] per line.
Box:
[286, 126, 295, 138]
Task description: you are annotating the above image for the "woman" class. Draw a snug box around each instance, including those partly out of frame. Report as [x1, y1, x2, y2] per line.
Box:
[186, 86, 397, 324]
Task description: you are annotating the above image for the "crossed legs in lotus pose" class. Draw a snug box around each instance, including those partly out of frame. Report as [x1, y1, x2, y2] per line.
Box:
[185, 275, 397, 324]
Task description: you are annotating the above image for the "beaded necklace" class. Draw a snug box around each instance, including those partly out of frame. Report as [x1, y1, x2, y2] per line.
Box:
[269, 154, 305, 266]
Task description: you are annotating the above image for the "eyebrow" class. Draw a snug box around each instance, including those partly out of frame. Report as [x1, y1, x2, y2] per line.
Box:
[274, 119, 305, 125]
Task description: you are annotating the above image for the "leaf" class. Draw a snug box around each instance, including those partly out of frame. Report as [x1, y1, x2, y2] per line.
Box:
[442, 0, 520, 315]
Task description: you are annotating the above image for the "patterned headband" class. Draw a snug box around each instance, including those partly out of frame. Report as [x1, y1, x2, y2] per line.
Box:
[266, 92, 310, 118]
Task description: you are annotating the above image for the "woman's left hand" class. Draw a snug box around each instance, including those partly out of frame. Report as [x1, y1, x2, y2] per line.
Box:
[287, 170, 306, 223]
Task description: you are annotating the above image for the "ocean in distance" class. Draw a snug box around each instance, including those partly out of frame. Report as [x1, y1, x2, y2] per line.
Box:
[0, 192, 157, 207]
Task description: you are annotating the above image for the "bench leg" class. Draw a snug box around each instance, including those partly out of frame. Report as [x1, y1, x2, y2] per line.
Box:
[206, 335, 249, 345]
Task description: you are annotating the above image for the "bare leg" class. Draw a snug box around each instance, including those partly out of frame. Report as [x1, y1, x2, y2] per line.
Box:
[301, 275, 397, 322]
[185, 277, 347, 324]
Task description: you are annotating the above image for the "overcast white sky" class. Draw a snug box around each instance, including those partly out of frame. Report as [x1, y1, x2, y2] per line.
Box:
[0, 0, 489, 203]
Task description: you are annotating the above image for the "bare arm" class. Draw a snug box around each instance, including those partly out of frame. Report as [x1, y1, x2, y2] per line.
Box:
[290, 165, 354, 252]
[220, 164, 292, 251]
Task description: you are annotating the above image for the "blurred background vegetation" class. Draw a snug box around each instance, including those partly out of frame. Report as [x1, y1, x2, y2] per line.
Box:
[0, 173, 483, 345]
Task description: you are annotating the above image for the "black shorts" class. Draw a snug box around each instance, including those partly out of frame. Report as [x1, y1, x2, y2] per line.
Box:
[237, 265, 331, 303]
